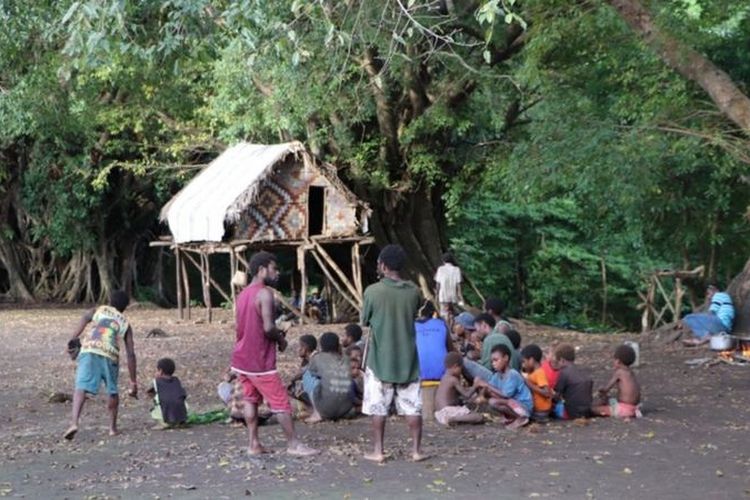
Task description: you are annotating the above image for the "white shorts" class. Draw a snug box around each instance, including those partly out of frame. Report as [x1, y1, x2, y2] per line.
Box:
[434, 405, 471, 425]
[362, 368, 422, 417]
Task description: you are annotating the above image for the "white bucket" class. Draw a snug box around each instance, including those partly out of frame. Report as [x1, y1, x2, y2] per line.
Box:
[624, 340, 640, 367]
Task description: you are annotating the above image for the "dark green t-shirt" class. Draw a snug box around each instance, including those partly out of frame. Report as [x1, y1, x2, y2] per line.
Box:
[307, 352, 353, 420]
[480, 332, 521, 371]
[361, 277, 422, 384]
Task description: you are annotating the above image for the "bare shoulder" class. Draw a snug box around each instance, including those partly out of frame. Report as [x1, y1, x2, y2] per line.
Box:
[617, 367, 637, 380]
[256, 287, 273, 301]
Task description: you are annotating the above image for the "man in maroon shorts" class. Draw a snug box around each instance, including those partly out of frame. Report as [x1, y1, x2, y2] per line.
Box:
[231, 251, 317, 457]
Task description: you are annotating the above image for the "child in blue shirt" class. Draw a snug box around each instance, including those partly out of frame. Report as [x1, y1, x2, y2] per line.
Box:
[473, 344, 533, 429]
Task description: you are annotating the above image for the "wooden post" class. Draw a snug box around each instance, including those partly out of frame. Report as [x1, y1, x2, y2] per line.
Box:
[202, 252, 212, 323]
[352, 242, 363, 299]
[298, 245, 307, 319]
[181, 253, 191, 320]
[229, 247, 237, 313]
[175, 246, 183, 320]
[654, 275, 677, 317]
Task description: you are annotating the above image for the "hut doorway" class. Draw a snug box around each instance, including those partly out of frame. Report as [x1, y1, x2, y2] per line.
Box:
[308, 186, 325, 236]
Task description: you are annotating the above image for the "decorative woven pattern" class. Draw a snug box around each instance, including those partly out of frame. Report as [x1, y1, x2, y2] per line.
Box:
[234, 160, 357, 242]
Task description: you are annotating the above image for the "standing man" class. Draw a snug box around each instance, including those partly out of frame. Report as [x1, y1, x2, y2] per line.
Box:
[434, 252, 463, 321]
[361, 244, 426, 462]
[231, 251, 317, 457]
[64, 290, 137, 440]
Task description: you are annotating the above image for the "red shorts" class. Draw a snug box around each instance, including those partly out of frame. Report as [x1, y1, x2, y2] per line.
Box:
[237, 372, 292, 413]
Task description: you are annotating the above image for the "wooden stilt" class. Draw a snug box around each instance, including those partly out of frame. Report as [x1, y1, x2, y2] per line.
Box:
[181, 253, 191, 320]
[236, 252, 249, 270]
[175, 246, 183, 320]
[352, 242, 363, 299]
[309, 240, 361, 306]
[202, 252, 213, 323]
[298, 246, 307, 319]
[229, 248, 237, 313]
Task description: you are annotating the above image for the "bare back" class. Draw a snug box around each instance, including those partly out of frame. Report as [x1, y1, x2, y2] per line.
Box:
[616, 367, 640, 405]
[435, 373, 462, 411]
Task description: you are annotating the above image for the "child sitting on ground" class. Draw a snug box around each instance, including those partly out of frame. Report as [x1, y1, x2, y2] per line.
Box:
[553, 344, 593, 419]
[520, 344, 552, 422]
[473, 344, 533, 429]
[286, 334, 317, 409]
[147, 358, 187, 428]
[347, 345, 364, 411]
[592, 344, 642, 419]
[541, 343, 560, 392]
[434, 352, 484, 426]
[302, 332, 353, 422]
[341, 324, 365, 350]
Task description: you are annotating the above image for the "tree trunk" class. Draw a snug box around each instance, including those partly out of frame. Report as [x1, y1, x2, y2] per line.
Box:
[368, 185, 445, 300]
[727, 258, 750, 334]
[608, 0, 750, 134]
[94, 242, 119, 301]
[0, 236, 34, 301]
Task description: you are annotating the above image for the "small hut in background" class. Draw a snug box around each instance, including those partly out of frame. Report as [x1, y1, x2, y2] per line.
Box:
[153, 141, 372, 322]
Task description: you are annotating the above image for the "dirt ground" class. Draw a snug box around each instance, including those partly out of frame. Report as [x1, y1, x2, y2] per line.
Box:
[1, 306, 749, 499]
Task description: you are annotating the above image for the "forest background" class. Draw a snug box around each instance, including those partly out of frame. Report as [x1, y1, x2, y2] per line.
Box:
[1, 0, 749, 331]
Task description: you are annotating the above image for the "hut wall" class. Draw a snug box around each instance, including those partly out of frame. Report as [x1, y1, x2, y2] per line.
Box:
[232, 158, 359, 242]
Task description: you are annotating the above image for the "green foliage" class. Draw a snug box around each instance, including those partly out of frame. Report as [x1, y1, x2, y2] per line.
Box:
[451, 194, 654, 329]
[0, 0, 748, 327]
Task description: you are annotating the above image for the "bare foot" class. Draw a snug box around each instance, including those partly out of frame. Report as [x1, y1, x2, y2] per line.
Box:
[411, 452, 430, 462]
[248, 445, 270, 456]
[305, 412, 323, 424]
[506, 417, 528, 430]
[63, 425, 78, 440]
[363, 452, 386, 463]
[109, 429, 120, 437]
[287, 443, 319, 457]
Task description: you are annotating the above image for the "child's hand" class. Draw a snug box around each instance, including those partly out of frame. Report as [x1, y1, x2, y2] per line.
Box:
[597, 387, 608, 395]
[473, 378, 487, 389]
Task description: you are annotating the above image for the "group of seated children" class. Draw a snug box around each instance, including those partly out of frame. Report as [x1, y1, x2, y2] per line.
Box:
[285, 324, 365, 422]
[435, 302, 641, 427]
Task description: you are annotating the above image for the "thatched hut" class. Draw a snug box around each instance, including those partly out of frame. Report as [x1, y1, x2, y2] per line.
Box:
[154, 141, 372, 321]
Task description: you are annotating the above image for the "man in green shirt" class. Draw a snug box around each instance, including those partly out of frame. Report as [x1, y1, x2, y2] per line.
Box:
[462, 313, 521, 384]
[361, 244, 426, 463]
[475, 313, 521, 371]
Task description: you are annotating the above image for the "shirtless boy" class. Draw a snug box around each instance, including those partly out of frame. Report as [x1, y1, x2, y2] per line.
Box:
[592, 344, 642, 419]
[434, 352, 484, 426]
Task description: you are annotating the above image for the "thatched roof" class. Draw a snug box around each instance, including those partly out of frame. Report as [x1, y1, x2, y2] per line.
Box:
[160, 141, 364, 244]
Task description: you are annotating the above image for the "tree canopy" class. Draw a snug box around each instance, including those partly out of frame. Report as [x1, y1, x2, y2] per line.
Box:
[1, 0, 748, 330]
